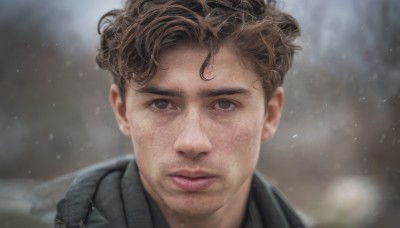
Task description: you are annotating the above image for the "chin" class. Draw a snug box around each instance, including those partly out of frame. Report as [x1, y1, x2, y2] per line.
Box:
[165, 194, 223, 216]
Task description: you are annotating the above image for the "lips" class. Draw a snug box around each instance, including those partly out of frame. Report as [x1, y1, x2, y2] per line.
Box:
[169, 170, 217, 191]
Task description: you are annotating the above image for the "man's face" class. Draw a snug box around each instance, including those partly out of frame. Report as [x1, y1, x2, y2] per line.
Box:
[111, 45, 283, 216]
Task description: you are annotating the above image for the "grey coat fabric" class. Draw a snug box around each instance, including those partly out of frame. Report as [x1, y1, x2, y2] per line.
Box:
[55, 157, 305, 228]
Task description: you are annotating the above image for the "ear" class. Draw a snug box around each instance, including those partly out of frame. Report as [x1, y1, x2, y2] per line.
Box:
[261, 87, 284, 141]
[109, 84, 131, 136]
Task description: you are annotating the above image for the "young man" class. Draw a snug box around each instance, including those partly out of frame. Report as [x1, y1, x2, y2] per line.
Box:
[55, 0, 304, 227]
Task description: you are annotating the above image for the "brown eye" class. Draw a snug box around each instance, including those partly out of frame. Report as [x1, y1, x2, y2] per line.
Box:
[215, 100, 236, 111]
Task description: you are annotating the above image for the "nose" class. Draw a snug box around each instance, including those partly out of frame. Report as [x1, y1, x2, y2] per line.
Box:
[173, 111, 212, 160]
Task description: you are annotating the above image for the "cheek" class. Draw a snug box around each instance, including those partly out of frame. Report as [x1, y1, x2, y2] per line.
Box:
[129, 115, 176, 159]
[210, 120, 262, 165]
[128, 117, 176, 186]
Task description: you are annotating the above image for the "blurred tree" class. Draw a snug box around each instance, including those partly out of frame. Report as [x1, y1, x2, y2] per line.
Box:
[0, 1, 122, 179]
[350, 0, 400, 226]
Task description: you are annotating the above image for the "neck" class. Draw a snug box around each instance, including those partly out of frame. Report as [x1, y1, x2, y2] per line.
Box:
[160, 178, 252, 228]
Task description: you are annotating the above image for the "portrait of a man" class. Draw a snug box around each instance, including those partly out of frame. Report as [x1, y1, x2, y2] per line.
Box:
[2, 0, 399, 227]
[55, 0, 304, 227]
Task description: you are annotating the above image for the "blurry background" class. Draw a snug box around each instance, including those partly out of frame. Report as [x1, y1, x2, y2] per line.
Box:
[0, 0, 399, 227]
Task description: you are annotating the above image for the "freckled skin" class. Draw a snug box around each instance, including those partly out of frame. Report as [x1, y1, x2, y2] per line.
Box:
[110, 45, 283, 227]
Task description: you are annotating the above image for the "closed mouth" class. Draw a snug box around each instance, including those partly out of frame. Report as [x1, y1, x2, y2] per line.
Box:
[168, 170, 218, 191]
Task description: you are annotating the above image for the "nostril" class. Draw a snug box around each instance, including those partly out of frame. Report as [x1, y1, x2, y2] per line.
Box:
[173, 132, 212, 159]
[177, 150, 207, 160]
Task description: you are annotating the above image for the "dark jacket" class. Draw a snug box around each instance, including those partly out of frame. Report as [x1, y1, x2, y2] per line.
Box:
[55, 157, 306, 228]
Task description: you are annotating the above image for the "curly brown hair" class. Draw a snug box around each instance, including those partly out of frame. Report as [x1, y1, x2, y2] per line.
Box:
[96, 0, 301, 102]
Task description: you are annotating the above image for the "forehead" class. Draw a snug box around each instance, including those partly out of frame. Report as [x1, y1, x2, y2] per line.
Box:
[159, 44, 240, 70]
[136, 45, 262, 91]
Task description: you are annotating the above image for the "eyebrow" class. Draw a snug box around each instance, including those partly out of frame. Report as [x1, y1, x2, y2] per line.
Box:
[200, 88, 251, 97]
[136, 87, 183, 97]
[136, 86, 251, 98]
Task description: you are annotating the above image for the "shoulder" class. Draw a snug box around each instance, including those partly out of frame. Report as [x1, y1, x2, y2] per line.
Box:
[251, 171, 307, 228]
[55, 155, 133, 227]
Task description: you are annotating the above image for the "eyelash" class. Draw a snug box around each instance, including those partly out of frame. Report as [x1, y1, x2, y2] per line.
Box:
[147, 99, 240, 112]
[211, 99, 239, 112]
[149, 99, 177, 111]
